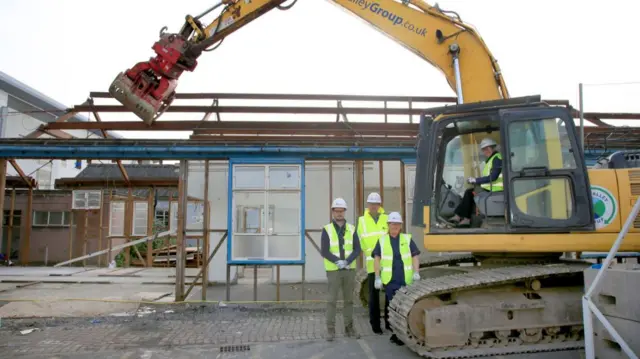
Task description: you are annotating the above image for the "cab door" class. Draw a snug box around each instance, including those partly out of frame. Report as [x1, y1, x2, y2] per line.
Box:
[499, 107, 594, 232]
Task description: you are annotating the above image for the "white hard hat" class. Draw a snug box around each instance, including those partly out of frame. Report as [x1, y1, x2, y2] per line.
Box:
[479, 137, 497, 149]
[331, 197, 348, 210]
[366, 192, 382, 204]
[387, 212, 403, 223]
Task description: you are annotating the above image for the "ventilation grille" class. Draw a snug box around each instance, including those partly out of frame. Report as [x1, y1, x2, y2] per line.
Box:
[630, 170, 640, 195]
[220, 345, 250, 353]
[629, 170, 640, 228]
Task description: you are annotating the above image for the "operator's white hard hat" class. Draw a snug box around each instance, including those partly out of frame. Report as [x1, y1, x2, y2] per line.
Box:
[479, 137, 497, 149]
[387, 212, 403, 223]
[331, 197, 348, 210]
[366, 192, 382, 204]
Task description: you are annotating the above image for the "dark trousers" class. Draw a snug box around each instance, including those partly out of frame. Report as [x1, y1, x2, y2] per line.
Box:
[367, 272, 384, 330]
[454, 188, 476, 219]
[383, 283, 401, 330]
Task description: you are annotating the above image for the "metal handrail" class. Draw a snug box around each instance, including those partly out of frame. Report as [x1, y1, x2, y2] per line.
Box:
[583, 196, 640, 359]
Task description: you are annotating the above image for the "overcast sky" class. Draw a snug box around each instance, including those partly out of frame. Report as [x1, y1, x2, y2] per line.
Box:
[1, 0, 638, 139]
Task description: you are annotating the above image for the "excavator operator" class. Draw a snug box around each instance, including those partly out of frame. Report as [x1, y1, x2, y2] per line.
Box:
[448, 138, 503, 226]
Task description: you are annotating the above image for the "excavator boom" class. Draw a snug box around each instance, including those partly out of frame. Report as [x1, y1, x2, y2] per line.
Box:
[109, 0, 509, 124]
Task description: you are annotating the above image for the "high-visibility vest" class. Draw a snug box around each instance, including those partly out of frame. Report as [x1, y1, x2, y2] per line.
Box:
[323, 222, 357, 271]
[379, 233, 414, 286]
[357, 209, 388, 273]
[481, 152, 503, 192]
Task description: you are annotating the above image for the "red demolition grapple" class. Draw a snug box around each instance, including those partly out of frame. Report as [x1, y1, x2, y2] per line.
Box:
[109, 33, 199, 125]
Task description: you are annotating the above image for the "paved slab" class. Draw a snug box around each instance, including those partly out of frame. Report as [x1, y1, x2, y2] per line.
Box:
[0, 283, 177, 318]
[0, 267, 203, 285]
[0, 304, 586, 359]
[0, 267, 95, 277]
[0, 337, 585, 359]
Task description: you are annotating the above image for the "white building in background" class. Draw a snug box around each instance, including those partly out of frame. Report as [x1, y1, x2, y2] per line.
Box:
[0, 70, 125, 189]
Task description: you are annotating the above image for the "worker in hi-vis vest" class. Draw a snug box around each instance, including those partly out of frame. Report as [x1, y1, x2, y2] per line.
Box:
[372, 212, 421, 346]
[356, 192, 388, 334]
[449, 137, 503, 226]
[320, 197, 362, 341]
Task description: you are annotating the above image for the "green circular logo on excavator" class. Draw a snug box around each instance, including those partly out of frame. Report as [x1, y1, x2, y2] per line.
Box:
[591, 185, 617, 229]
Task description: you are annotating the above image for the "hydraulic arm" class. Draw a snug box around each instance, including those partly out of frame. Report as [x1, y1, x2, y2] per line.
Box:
[109, 0, 510, 124]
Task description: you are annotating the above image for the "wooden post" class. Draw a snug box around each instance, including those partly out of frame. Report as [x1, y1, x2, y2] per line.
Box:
[400, 162, 406, 232]
[83, 210, 88, 266]
[197, 237, 201, 268]
[21, 187, 33, 265]
[0, 160, 6, 256]
[328, 160, 333, 221]
[202, 160, 210, 301]
[276, 265, 281, 302]
[147, 187, 154, 267]
[379, 160, 384, 203]
[98, 193, 103, 267]
[355, 160, 364, 269]
[167, 194, 173, 267]
[175, 160, 188, 301]
[125, 187, 132, 267]
[107, 190, 113, 265]
[68, 210, 74, 262]
[6, 187, 15, 262]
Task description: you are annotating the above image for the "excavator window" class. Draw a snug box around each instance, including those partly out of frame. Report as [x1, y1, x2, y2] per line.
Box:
[416, 104, 594, 235]
[431, 114, 508, 231]
[499, 107, 594, 232]
[508, 117, 576, 220]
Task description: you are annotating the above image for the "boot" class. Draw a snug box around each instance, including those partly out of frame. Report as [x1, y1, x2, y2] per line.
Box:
[345, 324, 360, 339]
[390, 334, 405, 346]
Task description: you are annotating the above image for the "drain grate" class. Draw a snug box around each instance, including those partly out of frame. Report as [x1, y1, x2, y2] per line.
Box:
[219, 344, 251, 353]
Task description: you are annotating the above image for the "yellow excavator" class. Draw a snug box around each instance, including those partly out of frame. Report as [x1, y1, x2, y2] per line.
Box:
[108, 0, 640, 357]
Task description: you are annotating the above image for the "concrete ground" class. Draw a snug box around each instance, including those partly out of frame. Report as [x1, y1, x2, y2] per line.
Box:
[2, 340, 585, 359]
[0, 266, 587, 359]
[0, 266, 328, 319]
[0, 301, 584, 359]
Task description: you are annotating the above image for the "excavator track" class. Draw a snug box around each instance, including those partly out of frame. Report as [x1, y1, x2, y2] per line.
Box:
[355, 253, 477, 307]
[388, 261, 591, 358]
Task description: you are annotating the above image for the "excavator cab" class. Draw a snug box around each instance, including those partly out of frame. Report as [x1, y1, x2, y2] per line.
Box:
[412, 96, 595, 243]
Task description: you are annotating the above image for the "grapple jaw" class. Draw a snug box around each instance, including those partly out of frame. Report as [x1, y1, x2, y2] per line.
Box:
[109, 71, 176, 126]
[108, 32, 196, 125]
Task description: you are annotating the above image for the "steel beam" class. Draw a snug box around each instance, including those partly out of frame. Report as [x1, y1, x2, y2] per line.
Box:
[116, 161, 131, 185]
[22, 100, 86, 139]
[44, 120, 420, 133]
[75, 105, 633, 117]
[88, 91, 572, 106]
[43, 117, 640, 138]
[89, 98, 130, 184]
[55, 178, 178, 188]
[90, 91, 459, 103]
[189, 135, 417, 145]
[73, 104, 429, 115]
[0, 139, 417, 160]
[579, 112, 640, 120]
[8, 160, 34, 188]
[24, 126, 74, 139]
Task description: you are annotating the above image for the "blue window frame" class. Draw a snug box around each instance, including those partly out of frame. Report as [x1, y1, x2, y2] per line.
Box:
[227, 157, 306, 265]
